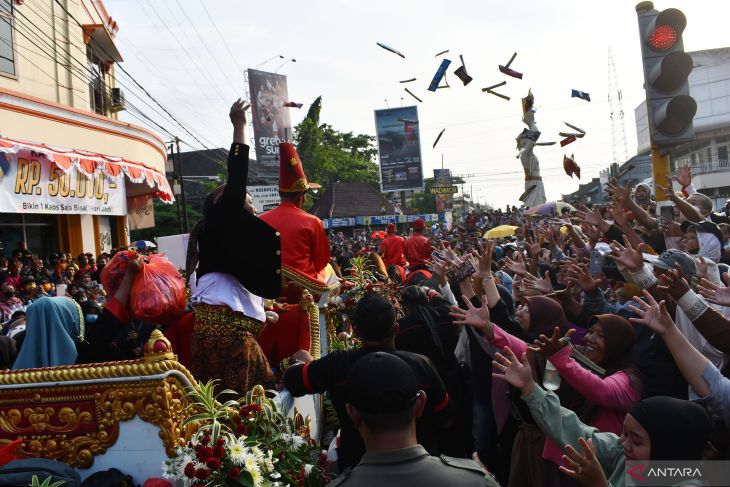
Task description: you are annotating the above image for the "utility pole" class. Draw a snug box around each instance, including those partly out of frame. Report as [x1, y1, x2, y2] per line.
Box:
[175, 137, 190, 233]
[169, 142, 183, 234]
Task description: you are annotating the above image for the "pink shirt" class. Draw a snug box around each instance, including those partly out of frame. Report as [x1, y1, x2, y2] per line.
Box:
[488, 325, 640, 465]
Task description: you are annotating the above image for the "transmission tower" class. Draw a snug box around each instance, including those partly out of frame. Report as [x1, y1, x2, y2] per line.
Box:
[608, 48, 629, 165]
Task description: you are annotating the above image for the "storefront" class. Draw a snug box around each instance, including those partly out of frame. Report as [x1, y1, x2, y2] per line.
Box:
[0, 88, 173, 258]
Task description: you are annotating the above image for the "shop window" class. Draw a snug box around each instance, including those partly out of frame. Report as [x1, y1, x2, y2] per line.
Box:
[87, 45, 108, 115]
[0, 0, 15, 76]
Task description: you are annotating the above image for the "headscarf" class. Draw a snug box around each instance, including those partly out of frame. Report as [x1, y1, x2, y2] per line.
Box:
[588, 314, 643, 395]
[13, 297, 84, 369]
[628, 396, 711, 460]
[525, 295, 568, 337]
[589, 315, 635, 371]
[400, 285, 443, 355]
[633, 183, 652, 208]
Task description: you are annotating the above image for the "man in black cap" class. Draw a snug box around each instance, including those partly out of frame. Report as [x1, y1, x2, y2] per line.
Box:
[284, 292, 454, 471]
[328, 352, 498, 486]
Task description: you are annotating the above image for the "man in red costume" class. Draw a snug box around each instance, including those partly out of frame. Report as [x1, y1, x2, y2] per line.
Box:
[405, 219, 432, 271]
[379, 223, 406, 267]
[260, 143, 330, 290]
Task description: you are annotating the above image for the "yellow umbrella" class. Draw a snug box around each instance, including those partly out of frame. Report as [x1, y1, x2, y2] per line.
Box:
[484, 225, 519, 239]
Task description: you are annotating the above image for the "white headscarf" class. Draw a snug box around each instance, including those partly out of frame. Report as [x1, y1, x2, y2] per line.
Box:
[697, 230, 722, 263]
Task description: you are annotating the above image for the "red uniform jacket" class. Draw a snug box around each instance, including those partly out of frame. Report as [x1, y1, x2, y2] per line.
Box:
[260, 202, 330, 285]
[405, 233, 432, 269]
[379, 234, 407, 266]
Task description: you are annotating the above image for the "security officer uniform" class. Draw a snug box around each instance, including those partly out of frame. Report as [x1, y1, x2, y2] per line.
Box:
[328, 352, 499, 487]
[328, 445, 500, 486]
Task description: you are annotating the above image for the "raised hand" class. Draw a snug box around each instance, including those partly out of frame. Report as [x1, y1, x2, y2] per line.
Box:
[606, 178, 632, 206]
[566, 264, 599, 292]
[558, 437, 608, 487]
[575, 205, 606, 228]
[504, 253, 528, 277]
[698, 273, 730, 306]
[528, 326, 575, 357]
[475, 239, 496, 277]
[522, 270, 554, 294]
[674, 164, 692, 188]
[628, 290, 675, 336]
[654, 175, 678, 202]
[657, 265, 690, 300]
[608, 236, 645, 272]
[449, 295, 494, 338]
[229, 98, 250, 126]
[525, 234, 542, 260]
[492, 346, 534, 394]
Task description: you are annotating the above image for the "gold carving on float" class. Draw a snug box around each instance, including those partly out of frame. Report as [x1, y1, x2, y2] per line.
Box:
[0, 344, 199, 468]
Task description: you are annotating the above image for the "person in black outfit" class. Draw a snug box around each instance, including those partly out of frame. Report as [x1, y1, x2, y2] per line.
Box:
[184, 99, 281, 395]
[284, 292, 455, 472]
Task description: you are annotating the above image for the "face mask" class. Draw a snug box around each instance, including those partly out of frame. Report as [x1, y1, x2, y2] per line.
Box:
[3, 291, 13, 298]
[84, 314, 98, 324]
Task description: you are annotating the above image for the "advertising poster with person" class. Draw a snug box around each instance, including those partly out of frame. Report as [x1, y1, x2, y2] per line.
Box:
[374, 106, 424, 192]
[247, 69, 293, 179]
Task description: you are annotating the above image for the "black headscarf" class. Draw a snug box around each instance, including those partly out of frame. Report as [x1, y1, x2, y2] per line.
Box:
[400, 285, 443, 356]
[628, 396, 712, 460]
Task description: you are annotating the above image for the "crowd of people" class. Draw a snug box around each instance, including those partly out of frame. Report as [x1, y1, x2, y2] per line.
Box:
[288, 163, 730, 486]
[4, 99, 730, 486]
[0, 243, 161, 369]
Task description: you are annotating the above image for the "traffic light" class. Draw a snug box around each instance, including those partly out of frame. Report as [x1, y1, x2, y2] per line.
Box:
[636, 2, 696, 147]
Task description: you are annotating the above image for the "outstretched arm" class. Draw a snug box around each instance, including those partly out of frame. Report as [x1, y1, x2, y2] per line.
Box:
[629, 290, 710, 397]
[223, 99, 251, 207]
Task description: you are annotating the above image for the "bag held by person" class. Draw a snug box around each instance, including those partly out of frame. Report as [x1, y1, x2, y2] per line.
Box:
[100, 250, 136, 298]
[130, 255, 185, 323]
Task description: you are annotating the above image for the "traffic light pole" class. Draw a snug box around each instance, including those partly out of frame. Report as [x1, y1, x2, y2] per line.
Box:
[650, 146, 674, 221]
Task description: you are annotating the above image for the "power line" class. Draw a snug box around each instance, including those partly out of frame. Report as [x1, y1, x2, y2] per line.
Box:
[171, 0, 240, 94]
[52, 0, 215, 150]
[137, 0, 229, 104]
[196, 0, 241, 71]
[11, 5, 182, 141]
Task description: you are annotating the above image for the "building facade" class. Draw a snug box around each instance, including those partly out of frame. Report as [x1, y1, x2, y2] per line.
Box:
[0, 0, 172, 258]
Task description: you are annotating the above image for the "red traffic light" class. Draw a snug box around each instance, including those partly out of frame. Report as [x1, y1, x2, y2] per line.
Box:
[649, 25, 678, 50]
[644, 8, 687, 52]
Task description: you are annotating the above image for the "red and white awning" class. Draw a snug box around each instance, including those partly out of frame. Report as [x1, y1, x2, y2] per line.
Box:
[0, 136, 174, 203]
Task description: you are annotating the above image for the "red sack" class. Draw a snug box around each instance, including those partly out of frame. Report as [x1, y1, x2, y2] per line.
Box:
[100, 250, 136, 298]
[130, 254, 186, 324]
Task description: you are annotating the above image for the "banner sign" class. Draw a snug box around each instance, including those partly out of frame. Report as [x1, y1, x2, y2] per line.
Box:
[248, 69, 293, 179]
[0, 152, 127, 215]
[248, 185, 281, 213]
[433, 169, 455, 212]
[322, 217, 356, 229]
[374, 106, 424, 193]
[429, 185, 458, 195]
[128, 195, 155, 230]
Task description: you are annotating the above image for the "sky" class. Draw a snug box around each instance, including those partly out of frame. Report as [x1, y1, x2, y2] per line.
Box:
[105, 0, 730, 209]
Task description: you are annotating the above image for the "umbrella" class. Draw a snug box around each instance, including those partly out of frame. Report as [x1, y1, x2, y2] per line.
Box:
[524, 201, 576, 216]
[134, 240, 156, 249]
[484, 225, 519, 239]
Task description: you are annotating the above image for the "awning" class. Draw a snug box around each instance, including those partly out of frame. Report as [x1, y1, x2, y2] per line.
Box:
[83, 24, 123, 63]
[0, 136, 173, 203]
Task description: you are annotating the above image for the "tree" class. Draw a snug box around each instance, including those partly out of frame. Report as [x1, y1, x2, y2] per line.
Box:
[410, 178, 437, 214]
[294, 97, 379, 191]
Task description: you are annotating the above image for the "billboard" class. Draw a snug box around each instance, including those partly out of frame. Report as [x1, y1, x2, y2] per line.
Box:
[248, 69, 293, 179]
[433, 168, 454, 212]
[374, 106, 424, 192]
